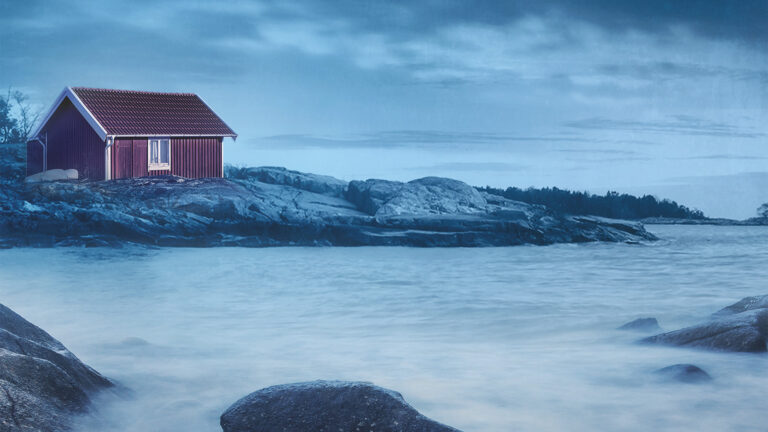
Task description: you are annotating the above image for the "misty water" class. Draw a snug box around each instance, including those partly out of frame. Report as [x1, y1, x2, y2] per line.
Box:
[1, 225, 767, 432]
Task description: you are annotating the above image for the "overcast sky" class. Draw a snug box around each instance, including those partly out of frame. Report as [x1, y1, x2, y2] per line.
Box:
[2, 0, 767, 218]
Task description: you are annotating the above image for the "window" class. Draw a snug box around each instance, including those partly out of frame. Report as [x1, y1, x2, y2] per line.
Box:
[148, 138, 170, 170]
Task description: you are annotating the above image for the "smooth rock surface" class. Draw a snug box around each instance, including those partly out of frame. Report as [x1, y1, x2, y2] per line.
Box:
[618, 317, 660, 332]
[0, 163, 656, 247]
[25, 169, 79, 183]
[654, 364, 712, 383]
[642, 298, 768, 352]
[0, 303, 113, 431]
[220, 380, 461, 432]
[366, 177, 488, 218]
[713, 294, 768, 316]
[228, 166, 348, 198]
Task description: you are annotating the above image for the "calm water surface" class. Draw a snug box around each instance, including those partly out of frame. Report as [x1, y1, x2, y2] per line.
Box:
[1, 225, 767, 432]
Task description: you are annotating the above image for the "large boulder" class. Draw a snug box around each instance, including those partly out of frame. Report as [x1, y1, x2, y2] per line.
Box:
[227, 166, 348, 198]
[0, 303, 113, 431]
[642, 296, 768, 353]
[220, 380, 461, 432]
[347, 177, 486, 218]
[713, 294, 768, 317]
[346, 178, 405, 215]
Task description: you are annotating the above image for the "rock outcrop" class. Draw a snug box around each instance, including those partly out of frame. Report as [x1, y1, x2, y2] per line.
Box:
[654, 364, 712, 383]
[0, 303, 113, 431]
[618, 317, 660, 332]
[348, 177, 487, 219]
[713, 294, 768, 317]
[220, 380, 461, 432]
[0, 163, 656, 247]
[228, 166, 348, 198]
[642, 295, 768, 353]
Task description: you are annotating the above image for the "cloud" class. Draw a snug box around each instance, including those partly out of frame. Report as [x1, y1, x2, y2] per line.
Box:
[564, 115, 766, 138]
[566, 156, 655, 163]
[256, 131, 598, 150]
[554, 148, 639, 155]
[3, 0, 766, 97]
[407, 162, 528, 172]
[664, 171, 768, 184]
[676, 154, 768, 160]
[264, 1, 768, 45]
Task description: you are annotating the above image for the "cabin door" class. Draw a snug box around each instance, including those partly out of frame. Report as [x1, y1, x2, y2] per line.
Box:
[113, 139, 150, 179]
[114, 139, 133, 179]
[132, 139, 148, 177]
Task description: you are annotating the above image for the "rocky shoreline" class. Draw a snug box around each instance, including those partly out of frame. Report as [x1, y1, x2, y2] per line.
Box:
[0, 303, 462, 431]
[640, 216, 768, 226]
[4, 294, 767, 430]
[0, 166, 656, 248]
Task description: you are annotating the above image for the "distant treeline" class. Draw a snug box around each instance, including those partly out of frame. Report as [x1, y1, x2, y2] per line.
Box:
[479, 186, 706, 220]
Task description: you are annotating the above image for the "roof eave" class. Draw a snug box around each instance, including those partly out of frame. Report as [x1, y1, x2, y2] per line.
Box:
[29, 87, 237, 143]
[28, 87, 109, 142]
[196, 94, 237, 138]
[108, 133, 238, 138]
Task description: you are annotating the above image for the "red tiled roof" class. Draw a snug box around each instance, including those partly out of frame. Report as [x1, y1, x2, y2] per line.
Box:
[70, 87, 236, 137]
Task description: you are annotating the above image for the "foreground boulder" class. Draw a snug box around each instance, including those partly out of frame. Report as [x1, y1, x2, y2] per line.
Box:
[0, 303, 113, 431]
[642, 296, 768, 353]
[713, 294, 768, 317]
[220, 381, 461, 432]
[654, 364, 712, 383]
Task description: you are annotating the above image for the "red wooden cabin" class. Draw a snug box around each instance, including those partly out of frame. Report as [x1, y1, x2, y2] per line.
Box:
[27, 87, 237, 180]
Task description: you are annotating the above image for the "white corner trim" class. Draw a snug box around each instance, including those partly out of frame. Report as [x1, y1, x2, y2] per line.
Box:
[104, 136, 114, 180]
[28, 87, 109, 142]
[66, 87, 108, 141]
[28, 88, 67, 142]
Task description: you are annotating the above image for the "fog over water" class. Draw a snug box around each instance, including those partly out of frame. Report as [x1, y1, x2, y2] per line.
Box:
[1, 225, 767, 431]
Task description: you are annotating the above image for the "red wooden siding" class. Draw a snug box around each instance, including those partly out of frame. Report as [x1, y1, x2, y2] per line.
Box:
[113, 140, 131, 179]
[28, 98, 105, 179]
[111, 137, 222, 179]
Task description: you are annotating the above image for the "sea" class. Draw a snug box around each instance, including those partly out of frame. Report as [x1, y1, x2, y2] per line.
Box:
[1, 225, 767, 432]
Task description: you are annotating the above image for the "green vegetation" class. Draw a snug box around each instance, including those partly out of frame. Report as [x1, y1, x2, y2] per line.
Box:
[479, 186, 705, 220]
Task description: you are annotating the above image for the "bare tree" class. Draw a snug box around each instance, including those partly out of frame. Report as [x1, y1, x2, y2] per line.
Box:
[11, 89, 41, 140]
[758, 203, 768, 219]
[0, 88, 18, 144]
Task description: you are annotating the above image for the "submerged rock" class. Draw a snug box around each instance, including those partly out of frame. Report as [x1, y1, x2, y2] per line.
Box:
[642, 296, 768, 353]
[654, 364, 712, 383]
[0, 303, 113, 431]
[618, 317, 660, 332]
[220, 380, 461, 432]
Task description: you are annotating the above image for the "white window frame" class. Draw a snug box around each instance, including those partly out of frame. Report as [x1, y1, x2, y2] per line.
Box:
[148, 137, 171, 170]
